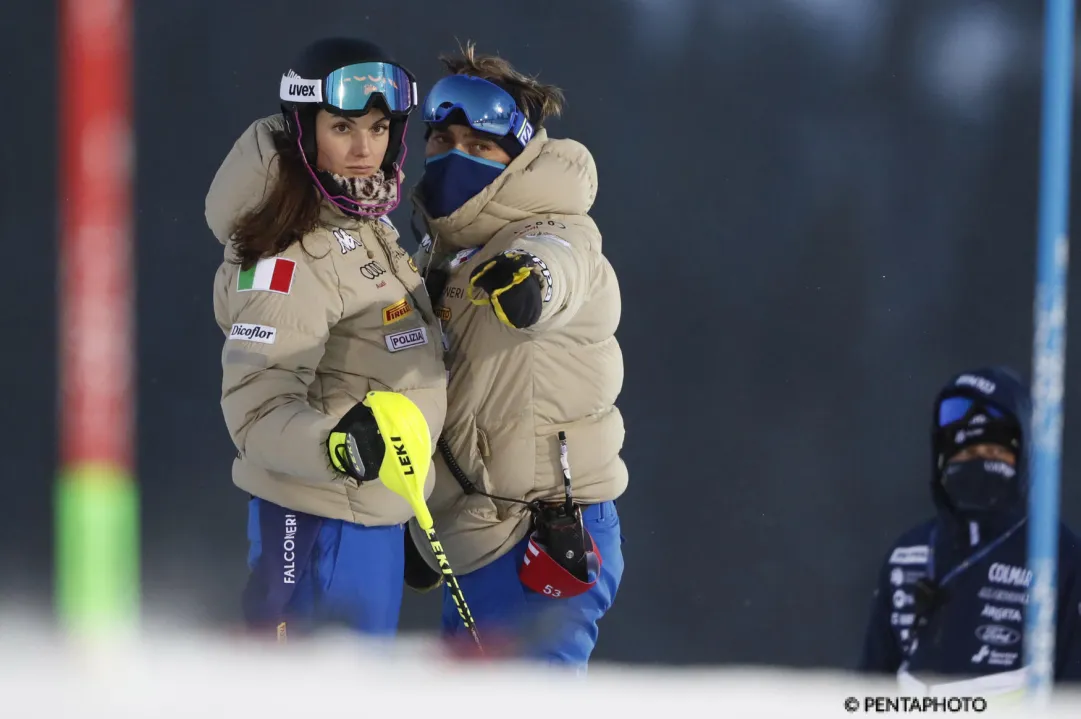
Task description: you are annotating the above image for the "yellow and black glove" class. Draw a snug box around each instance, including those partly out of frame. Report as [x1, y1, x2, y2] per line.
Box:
[327, 402, 385, 483]
[467, 250, 546, 329]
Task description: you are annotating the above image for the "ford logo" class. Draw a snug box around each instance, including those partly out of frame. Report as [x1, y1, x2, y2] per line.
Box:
[975, 624, 1021, 647]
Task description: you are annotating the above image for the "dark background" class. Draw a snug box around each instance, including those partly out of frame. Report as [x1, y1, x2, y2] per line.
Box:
[5, 0, 1081, 668]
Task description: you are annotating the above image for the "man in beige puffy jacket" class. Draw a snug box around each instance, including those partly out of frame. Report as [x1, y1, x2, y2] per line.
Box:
[207, 38, 446, 638]
[407, 44, 626, 669]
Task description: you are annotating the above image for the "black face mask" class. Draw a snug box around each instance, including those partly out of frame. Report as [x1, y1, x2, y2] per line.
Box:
[940, 458, 1021, 514]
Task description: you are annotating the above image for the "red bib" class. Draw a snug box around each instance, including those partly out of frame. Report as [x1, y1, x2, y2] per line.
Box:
[518, 529, 603, 599]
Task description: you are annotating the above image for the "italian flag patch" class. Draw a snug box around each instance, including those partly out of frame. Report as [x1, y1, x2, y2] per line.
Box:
[237, 257, 296, 294]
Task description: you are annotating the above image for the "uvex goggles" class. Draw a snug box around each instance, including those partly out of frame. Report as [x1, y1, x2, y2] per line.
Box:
[938, 396, 1007, 427]
[422, 74, 535, 147]
[279, 61, 418, 115]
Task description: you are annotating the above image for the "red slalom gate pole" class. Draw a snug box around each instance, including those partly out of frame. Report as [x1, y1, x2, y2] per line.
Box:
[56, 0, 139, 639]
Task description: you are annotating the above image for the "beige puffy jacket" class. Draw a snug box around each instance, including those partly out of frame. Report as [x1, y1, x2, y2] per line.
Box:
[409, 128, 626, 574]
[207, 115, 447, 525]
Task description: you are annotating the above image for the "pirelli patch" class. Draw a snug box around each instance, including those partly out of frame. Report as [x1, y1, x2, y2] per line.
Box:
[382, 298, 413, 325]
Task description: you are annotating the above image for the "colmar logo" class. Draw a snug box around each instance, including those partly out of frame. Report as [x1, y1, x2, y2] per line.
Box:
[228, 323, 277, 345]
[514, 219, 567, 237]
[988, 563, 1033, 588]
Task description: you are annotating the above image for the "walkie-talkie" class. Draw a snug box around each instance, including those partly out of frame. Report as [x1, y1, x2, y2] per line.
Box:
[536, 431, 589, 580]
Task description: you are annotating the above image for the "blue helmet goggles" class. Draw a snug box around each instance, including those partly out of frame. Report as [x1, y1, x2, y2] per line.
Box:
[422, 74, 535, 147]
[937, 396, 1007, 427]
[279, 61, 418, 116]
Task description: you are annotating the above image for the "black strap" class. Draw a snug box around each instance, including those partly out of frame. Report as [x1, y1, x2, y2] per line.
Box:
[436, 436, 534, 509]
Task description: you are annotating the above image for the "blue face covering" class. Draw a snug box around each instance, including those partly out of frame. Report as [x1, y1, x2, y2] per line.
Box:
[940, 458, 1022, 515]
[419, 149, 506, 219]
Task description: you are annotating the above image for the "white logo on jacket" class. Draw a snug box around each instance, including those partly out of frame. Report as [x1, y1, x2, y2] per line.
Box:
[523, 232, 571, 248]
[228, 323, 277, 344]
[531, 253, 554, 303]
[334, 229, 359, 254]
[385, 327, 428, 352]
[889, 546, 929, 566]
[978, 587, 1028, 605]
[971, 644, 1018, 667]
[893, 590, 914, 609]
[449, 246, 481, 269]
[981, 604, 1022, 623]
[283, 514, 297, 584]
[975, 624, 1021, 646]
[955, 374, 996, 394]
[988, 563, 1033, 588]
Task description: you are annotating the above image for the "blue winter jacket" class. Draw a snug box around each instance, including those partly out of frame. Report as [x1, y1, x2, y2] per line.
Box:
[858, 367, 1081, 695]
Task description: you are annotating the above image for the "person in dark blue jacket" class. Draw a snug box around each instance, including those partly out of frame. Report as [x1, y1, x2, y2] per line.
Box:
[858, 366, 1081, 696]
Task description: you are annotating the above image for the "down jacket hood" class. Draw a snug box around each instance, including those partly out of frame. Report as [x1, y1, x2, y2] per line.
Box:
[206, 116, 287, 251]
[929, 365, 1032, 521]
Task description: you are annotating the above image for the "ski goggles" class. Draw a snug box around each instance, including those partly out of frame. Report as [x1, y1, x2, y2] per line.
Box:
[937, 396, 1007, 427]
[422, 74, 535, 147]
[279, 61, 418, 115]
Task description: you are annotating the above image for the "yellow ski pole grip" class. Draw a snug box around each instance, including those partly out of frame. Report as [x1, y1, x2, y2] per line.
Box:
[363, 391, 434, 530]
[363, 391, 481, 649]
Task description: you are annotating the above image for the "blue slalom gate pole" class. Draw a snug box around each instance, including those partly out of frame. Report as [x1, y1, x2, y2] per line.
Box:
[1025, 0, 1075, 705]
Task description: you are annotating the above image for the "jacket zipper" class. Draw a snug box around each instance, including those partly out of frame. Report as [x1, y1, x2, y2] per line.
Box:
[369, 220, 441, 328]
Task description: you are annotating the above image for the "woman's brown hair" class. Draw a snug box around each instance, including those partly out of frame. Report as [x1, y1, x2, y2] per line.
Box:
[229, 128, 323, 270]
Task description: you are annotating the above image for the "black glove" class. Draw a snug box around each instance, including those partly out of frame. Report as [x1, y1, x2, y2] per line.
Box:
[403, 528, 443, 593]
[327, 402, 386, 483]
[468, 250, 545, 329]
